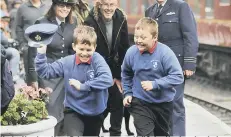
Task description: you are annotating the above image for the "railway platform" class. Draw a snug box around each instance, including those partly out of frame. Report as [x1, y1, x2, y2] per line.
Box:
[100, 99, 231, 136]
[13, 79, 231, 136]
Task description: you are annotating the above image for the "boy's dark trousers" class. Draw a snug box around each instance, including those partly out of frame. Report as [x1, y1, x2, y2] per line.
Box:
[103, 84, 124, 136]
[64, 108, 104, 136]
[128, 97, 173, 136]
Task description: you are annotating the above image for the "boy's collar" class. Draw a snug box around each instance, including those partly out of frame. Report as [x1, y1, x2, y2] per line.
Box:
[76, 55, 92, 65]
[139, 41, 158, 54]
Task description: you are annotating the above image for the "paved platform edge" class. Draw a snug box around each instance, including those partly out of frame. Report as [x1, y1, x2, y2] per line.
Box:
[186, 99, 231, 135]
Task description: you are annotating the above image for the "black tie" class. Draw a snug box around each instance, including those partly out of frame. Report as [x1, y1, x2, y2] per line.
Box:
[156, 4, 163, 18]
[60, 22, 65, 32]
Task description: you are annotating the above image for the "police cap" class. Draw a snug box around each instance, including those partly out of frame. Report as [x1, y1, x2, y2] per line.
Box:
[25, 24, 58, 48]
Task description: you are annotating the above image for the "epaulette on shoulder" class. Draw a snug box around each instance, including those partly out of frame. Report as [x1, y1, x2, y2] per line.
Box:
[146, 3, 156, 11]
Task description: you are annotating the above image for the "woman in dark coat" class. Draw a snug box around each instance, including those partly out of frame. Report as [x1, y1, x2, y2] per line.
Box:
[27, 0, 77, 135]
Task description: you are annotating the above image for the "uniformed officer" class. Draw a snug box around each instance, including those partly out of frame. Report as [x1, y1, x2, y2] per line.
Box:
[145, 0, 199, 136]
[27, 0, 77, 135]
[15, 0, 49, 86]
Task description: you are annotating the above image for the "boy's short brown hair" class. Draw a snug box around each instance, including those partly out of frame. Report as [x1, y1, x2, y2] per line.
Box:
[73, 25, 97, 47]
[135, 17, 158, 38]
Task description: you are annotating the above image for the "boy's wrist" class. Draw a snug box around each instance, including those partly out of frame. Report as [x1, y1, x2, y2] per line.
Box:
[123, 92, 132, 98]
[37, 53, 46, 59]
[80, 83, 91, 91]
[152, 81, 158, 90]
[74, 84, 81, 90]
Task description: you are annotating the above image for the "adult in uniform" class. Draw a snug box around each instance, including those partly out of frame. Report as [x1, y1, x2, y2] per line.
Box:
[84, 0, 130, 135]
[15, 0, 49, 85]
[145, 0, 198, 136]
[27, 0, 77, 135]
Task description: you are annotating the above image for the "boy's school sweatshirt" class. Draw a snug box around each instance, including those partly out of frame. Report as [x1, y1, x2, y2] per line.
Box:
[35, 52, 113, 116]
[122, 43, 184, 103]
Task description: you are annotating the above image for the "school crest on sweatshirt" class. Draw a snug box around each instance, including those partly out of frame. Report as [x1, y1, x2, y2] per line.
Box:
[87, 70, 95, 80]
[151, 60, 159, 70]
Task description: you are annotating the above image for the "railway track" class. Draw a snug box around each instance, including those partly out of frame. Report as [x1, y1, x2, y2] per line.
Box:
[184, 93, 231, 127]
[190, 74, 231, 91]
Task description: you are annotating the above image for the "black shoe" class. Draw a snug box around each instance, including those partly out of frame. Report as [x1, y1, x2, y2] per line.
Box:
[102, 126, 109, 133]
[126, 129, 134, 136]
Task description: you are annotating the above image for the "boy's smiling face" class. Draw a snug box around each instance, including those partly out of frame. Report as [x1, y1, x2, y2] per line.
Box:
[134, 26, 157, 52]
[72, 25, 97, 63]
[134, 17, 159, 53]
[72, 42, 96, 63]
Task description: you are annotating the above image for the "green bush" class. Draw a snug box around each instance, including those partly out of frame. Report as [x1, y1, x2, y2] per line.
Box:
[0, 86, 52, 126]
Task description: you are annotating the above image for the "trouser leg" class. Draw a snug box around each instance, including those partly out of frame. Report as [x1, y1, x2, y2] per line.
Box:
[22, 47, 29, 84]
[64, 108, 104, 136]
[129, 97, 173, 136]
[170, 82, 186, 136]
[124, 107, 130, 131]
[124, 107, 134, 135]
[83, 113, 104, 136]
[108, 84, 123, 136]
[128, 98, 154, 136]
[64, 110, 84, 136]
[154, 101, 173, 136]
[54, 119, 65, 136]
[102, 108, 109, 132]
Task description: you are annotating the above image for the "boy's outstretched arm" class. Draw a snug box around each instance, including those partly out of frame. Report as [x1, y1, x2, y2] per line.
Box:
[35, 45, 64, 79]
[79, 54, 113, 91]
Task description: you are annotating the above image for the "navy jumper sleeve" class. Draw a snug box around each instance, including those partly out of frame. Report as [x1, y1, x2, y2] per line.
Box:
[121, 50, 134, 98]
[35, 53, 64, 79]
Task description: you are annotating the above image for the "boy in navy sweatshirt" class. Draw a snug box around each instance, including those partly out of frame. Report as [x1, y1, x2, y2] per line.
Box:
[35, 25, 113, 136]
[122, 17, 184, 136]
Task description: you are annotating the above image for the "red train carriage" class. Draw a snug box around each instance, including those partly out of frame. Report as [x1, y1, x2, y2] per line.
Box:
[186, 0, 231, 81]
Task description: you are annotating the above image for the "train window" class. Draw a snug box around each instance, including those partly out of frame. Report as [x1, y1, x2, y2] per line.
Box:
[219, 0, 231, 6]
[119, 0, 127, 11]
[205, 0, 214, 19]
[130, 0, 138, 14]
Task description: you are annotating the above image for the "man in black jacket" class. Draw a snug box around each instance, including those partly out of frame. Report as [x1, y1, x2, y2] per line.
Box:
[84, 0, 130, 135]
